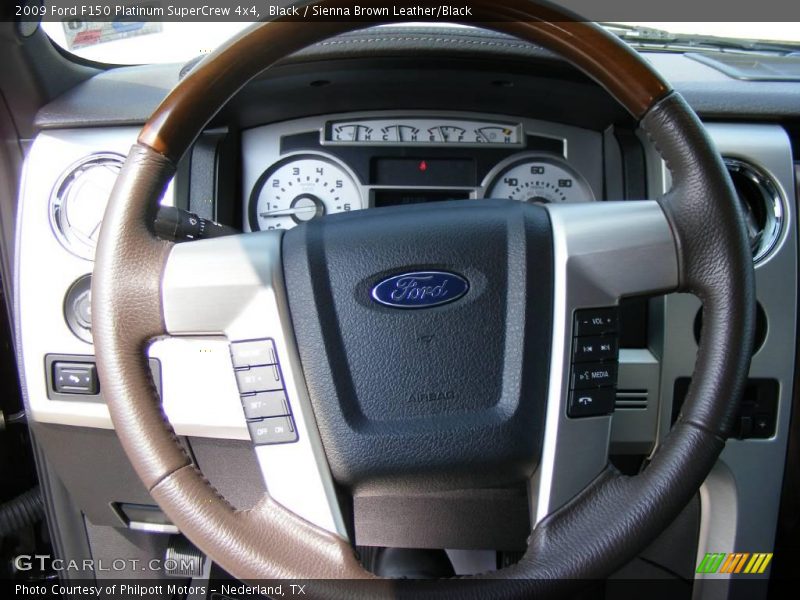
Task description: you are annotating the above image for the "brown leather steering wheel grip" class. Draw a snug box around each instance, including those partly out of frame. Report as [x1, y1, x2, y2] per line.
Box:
[92, 0, 755, 594]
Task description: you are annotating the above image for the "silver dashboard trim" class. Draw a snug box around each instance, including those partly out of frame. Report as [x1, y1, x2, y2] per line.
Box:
[14, 129, 242, 439]
[642, 124, 797, 592]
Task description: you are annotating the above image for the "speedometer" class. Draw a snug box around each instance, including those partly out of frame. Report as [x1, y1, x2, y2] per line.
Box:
[249, 154, 363, 231]
[484, 154, 594, 203]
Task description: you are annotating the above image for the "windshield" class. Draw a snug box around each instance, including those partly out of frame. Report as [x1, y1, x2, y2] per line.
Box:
[41, 21, 800, 66]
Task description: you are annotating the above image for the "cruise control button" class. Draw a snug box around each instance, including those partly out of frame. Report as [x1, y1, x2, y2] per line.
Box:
[235, 364, 283, 394]
[568, 388, 615, 417]
[248, 416, 298, 445]
[241, 390, 290, 420]
[571, 362, 618, 389]
[230, 339, 278, 369]
[573, 335, 618, 363]
[574, 308, 619, 336]
[53, 362, 99, 395]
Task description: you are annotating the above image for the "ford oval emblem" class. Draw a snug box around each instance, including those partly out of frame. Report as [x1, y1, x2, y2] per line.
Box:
[371, 271, 469, 309]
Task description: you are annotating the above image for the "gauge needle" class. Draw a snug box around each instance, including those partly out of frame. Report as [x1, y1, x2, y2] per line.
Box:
[259, 206, 318, 218]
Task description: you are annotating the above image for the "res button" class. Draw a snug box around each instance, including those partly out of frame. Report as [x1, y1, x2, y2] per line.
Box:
[230, 339, 278, 369]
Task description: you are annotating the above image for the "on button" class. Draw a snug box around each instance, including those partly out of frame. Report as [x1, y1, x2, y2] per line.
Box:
[248, 416, 298, 445]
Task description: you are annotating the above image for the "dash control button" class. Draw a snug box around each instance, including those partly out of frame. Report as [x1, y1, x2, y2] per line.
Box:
[574, 308, 619, 336]
[248, 416, 298, 445]
[235, 364, 283, 394]
[568, 388, 615, 418]
[53, 362, 99, 395]
[230, 339, 278, 369]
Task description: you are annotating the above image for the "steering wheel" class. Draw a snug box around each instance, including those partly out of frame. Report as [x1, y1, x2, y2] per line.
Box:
[92, 0, 755, 595]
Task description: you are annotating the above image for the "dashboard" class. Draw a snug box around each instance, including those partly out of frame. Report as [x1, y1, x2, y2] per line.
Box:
[242, 112, 599, 232]
[8, 23, 800, 589]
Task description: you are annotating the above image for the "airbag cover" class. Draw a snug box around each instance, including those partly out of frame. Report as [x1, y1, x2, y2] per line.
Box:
[282, 200, 553, 492]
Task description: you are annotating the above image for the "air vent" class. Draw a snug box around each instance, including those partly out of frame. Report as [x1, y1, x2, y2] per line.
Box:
[49, 153, 125, 260]
[615, 389, 648, 410]
[724, 158, 785, 264]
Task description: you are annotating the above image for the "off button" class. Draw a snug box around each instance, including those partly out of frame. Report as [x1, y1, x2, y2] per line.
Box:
[248, 416, 298, 445]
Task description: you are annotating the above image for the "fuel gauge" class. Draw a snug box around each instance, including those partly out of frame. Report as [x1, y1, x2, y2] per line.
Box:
[428, 126, 466, 143]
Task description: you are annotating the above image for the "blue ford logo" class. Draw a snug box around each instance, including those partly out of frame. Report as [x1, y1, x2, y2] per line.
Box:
[371, 271, 469, 309]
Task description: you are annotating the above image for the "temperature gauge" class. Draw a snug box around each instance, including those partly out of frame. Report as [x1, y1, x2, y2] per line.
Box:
[475, 126, 516, 144]
[381, 125, 420, 142]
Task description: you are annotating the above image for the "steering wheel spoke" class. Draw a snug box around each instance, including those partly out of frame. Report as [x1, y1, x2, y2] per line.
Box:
[161, 232, 348, 537]
[532, 200, 679, 523]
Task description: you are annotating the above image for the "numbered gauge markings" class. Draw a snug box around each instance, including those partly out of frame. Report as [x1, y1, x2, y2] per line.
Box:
[484, 154, 595, 204]
[249, 154, 363, 231]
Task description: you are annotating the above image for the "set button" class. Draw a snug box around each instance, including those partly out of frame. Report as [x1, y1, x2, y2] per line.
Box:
[241, 390, 290, 420]
[235, 364, 283, 394]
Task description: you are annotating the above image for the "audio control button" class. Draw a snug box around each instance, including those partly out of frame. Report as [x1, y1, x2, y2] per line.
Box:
[571, 362, 618, 389]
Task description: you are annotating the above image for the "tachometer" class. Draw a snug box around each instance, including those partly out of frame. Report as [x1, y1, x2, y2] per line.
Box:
[249, 154, 363, 231]
[484, 155, 594, 203]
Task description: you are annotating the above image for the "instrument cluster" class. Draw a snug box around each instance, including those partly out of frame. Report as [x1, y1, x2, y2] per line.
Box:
[244, 114, 602, 232]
